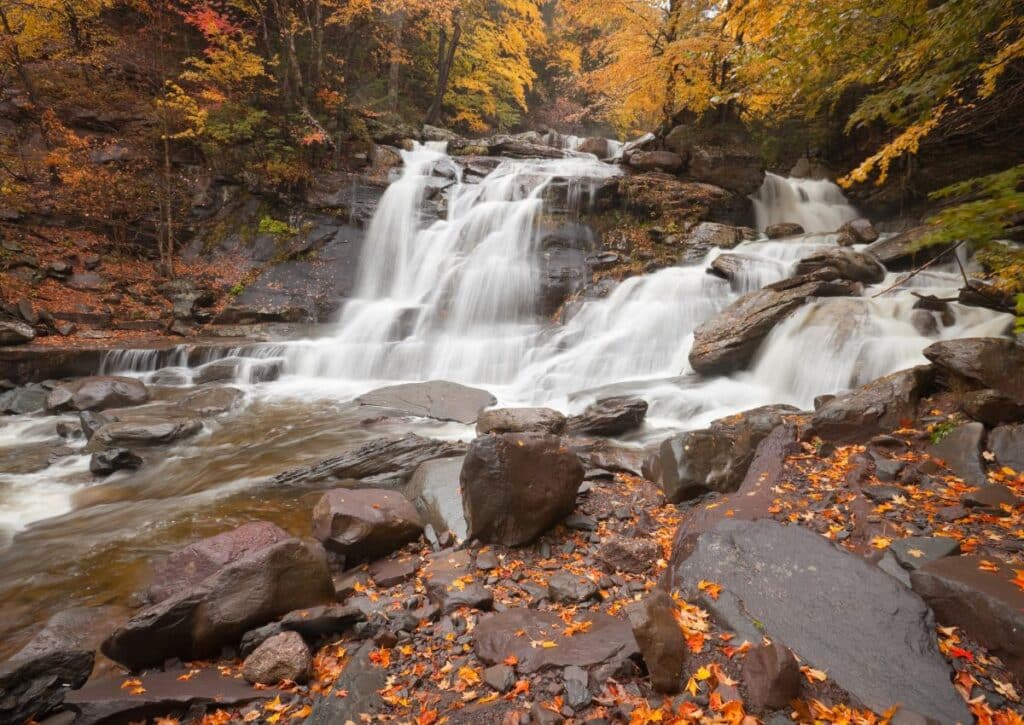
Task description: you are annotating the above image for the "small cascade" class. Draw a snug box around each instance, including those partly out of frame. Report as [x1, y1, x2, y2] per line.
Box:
[751, 172, 860, 233]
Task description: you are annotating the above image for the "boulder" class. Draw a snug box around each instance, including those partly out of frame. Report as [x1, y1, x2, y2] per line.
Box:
[242, 631, 311, 685]
[0, 385, 47, 415]
[741, 643, 801, 713]
[404, 456, 468, 541]
[369, 557, 420, 588]
[176, 386, 245, 417]
[911, 556, 1024, 677]
[990, 423, 1024, 472]
[836, 218, 880, 245]
[793, 247, 886, 284]
[45, 376, 149, 412]
[765, 223, 804, 239]
[357, 380, 496, 424]
[596, 537, 660, 574]
[924, 338, 1024, 404]
[890, 536, 961, 571]
[461, 433, 584, 546]
[89, 448, 143, 476]
[672, 222, 757, 263]
[673, 519, 969, 723]
[475, 608, 638, 674]
[88, 417, 203, 450]
[812, 366, 933, 443]
[0, 317, 35, 345]
[628, 590, 686, 693]
[644, 405, 798, 502]
[312, 488, 423, 562]
[476, 407, 567, 436]
[423, 549, 493, 614]
[307, 641, 388, 725]
[548, 571, 598, 604]
[566, 397, 648, 436]
[927, 421, 987, 485]
[192, 358, 283, 385]
[627, 150, 684, 172]
[689, 274, 857, 375]
[865, 227, 952, 271]
[961, 389, 1024, 426]
[102, 538, 334, 670]
[578, 138, 610, 157]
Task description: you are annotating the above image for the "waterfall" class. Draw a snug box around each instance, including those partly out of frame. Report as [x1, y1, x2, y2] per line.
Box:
[751, 172, 860, 233]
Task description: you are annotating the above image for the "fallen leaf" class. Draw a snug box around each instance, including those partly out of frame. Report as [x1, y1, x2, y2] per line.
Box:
[800, 666, 827, 683]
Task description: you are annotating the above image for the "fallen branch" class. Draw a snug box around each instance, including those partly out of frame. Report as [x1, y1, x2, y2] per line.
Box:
[871, 241, 965, 298]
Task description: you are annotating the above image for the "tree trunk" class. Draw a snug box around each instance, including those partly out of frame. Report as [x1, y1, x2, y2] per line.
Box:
[426, 20, 461, 126]
[269, 0, 304, 101]
[387, 10, 406, 114]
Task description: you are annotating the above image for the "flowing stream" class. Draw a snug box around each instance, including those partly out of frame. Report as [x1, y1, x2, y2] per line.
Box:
[0, 143, 1013, 651]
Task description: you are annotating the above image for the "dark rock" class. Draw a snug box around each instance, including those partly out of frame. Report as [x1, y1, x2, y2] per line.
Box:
[89, 448, 143, 476]
[869, 449, 905, 481]
[46, 261, 72, 279]
[741, 643, 801, 713]
[242, 631, 311, 685]
[627, 150, 684, 173]
[45, 376, 149, 412]
[672, 519, 968, 723]
[369, 556, 421, 588]
[484, 664, 515, 693]
[566, 397, 648, 437]
[563, 665, 591, 709]
[530, 702, 564, 724]
[548, 571, 598, 604]
[673, 222, 757, 263]
[477, 408, 567, 436]
[793, 247, 886, 284]
[475, 608, 638, 674]
[924, 338, 1024, 404]
[863, 485, 904, 503]
[596, 537, 660, 574]
[307, 641, 388, 725]
[461, 433, 584, 546]
[88, 417, 203, 450]
[890, 536, 961, 571]
[812, 366, 933, 443]
[865, 227, 952, 271]
[405, 456, 468, 541]
[990, 423, 1024, 472]
[423, 550, 493, 613]
[628, 590, 686, 693]
[689, 274, 857, 375]
[962, 484, 1020, 512]
[911, 555, 1024, 677]
[357, 380, 496, 424]
[79, 411, 108, 440]
[17, 298, 38, 325]
[765, 223, 804, 239]
[192, 357, 283, 385]
[928, 421, 986, 485]
[0, 386, 47, 414]
[65, 273, 107, 292]
[962, 389, 1024, 427]
[102, 537, 334, 670]
[312, 488, 423, 562]
[176, 386, 245, 417]
[279, 603, 365, 640]
[836, 218, 880, 245]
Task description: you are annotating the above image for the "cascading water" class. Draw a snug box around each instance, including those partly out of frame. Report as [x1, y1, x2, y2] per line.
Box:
[751, 172, 860, 232]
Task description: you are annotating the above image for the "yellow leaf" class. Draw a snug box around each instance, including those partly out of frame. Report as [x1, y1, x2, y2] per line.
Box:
[801, 665, 827, 683]
[870, 536, 892, 550]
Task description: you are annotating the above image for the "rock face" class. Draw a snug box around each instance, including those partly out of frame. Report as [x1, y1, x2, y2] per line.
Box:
[924, 338, 1024, 404]
[672, 519, 968, 723]
[689, 275, 857, 375]
[962, 389, 1024, 426]
[628, 590, 686, 693]
[836, 218, 880, 245]
[793, 247, 886, 284]
[644, 405, 798, 502]
[928, 421, 987, 484]
[312, 488, 423, 562]
[356, 380, 496, 424]
[460, 433, 584, 546]
[0, 318, 34, 346]
[242, 631, 312, 685]
[865, 226, 951, 270]
[812, 366, 933, 443]
[765, 222, 804, 239]
[627, 150, 684, 172]
[102, 537, 334, 670]
[664, 115, 765, 195]
[45, 376, 150, 412]
[674, 222, 757, 263]
[566, 397, 648, 436]
[405, 456, 468, 541]
[990, 424, 1024, 472]
[911, 556, 1024, 676]
[476, 407, 567, 436]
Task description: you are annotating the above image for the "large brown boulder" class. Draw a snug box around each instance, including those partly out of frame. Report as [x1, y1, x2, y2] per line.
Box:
[357, 380, 496, 424]
[87, 417, 203, 450]
[242, 631, 311, 685]
[627, 150, 684, 173]
[628, 590, 686, 693]
[793, 247, 886, 284]
[46, 376, 149, 412]
[102, 538, 334, 670]
[924, 338, 1024, 404]
[566, 397, 648, 437]
[689, 274, 858, 375]
[312, 488, 423, 562]
[836, 218, 880, 245]
[461, 433, 584, 545]
[864, 226, 952, 270]
[812, 366, 933, 443]
[476, 407, 566, 436]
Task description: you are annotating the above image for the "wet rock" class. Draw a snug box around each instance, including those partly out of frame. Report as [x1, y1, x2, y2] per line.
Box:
[369, 556, 420, 588]
[925, 338, 1024, 405]
[812, 366, 933, 443]
[673, 222, 757, 263]
[279, 604, 365, 640]
[836, 218, 880, 245]
[548, 571, 598, 604]
[307, 641, 388, 725]
[962, 484, 1020, 512]
[405, 456, 468, 541]
[89, 448, 143, 476]
[689, 274, 857, 375]
[461, 433, 584, 546]
[741, 643, 801, 713]
[672, 519, 968, 723]
[475, 608, 638, 674]
[242, 631, 311, 685]
[962, 389, 1024, 426]
[566, 397, 648, 437]
[45, 376, 149, 412]
[793, 247, 886, 284]
[596, 537, 660, 574]
[911, 310, 940, 336]
[0, 385, 47, 414]
[88, 417, 203, 450]
[563, 665, 591, 710]
[644, 405, 798, 502]
[627, 150, 684, 172]
[890, 536, 961, 571]
[911, 555, 1024, 676]
[312, 488, 423, 563]
[176, 386, 245, 416]
[928, 421, 986, 485]
[477, 407, 567, 436]
[628, 590, 686, 693]
[865, 227, 952, 271]
[990, 423, 1024, 472]
[192, 357, 283, 385]
[357, 380, 496, 424]
[79, 411, 108, 440]
[765, 223, 804, 239]
[484, 664, 515, 693]
[103, 537, 334, 669]
[423, 550, 494, 613]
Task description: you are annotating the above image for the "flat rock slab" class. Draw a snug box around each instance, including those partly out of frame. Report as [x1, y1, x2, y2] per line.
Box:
[474, 608, 638, 674]
[672, 519, 968, 723]
[308, 641, 387, 725]
[64, 668, 271, 725]
[357, 381, 496, 424]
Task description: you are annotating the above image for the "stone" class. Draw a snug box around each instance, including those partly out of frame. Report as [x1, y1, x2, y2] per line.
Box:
[65, 273, 107, 292]
[911, 555, 1024, 677]
[924, 338, 1024, 404]
[369, 556, 421, 588]
[358, 380, 497, 424]
[279, 604, 365, 640]
[628, 590, 686, 694]
[672, 519, 968, 723]
[928, 421, 987, 485]
[962, 484, 1020, 512]
[475, 608, 638, 674]
[793, 247, 886, 284]
[477, 407, 567, 436]
[404, 456, 468, 541]
[0, 386, 47, 415]
[176, 386, 245, 417]
[627, 150, 684, 173]
[102, 538, 334, 670]
[548, 571, 598, 604]
[566, 397, 648, 436]
[866, 227, 952, 271]
[484, 664, 516, 693]
[312, 488, 423, 562]
[461, 433, 584, 546]
[741, 643, 801, 713]
[0, 318, 35, 346]
[45, 376, 149, 412]
[674, 222, 757, 263]
[17, 298, 38, 325]
[242, 631, 311, 685]
[836, 218, 880, 245]
[307, 641, 387, 725]
[890, 536, 961, 571]
[88, 417, 203, 450]
[596, 537, 660, 574]
[689, 274, 857, 375]
[89, 448, 143, 476]
[812, 366, 933, 443]
[765, 223, 804, 239]
[192, 357, 283, 385]
[990, 423, 1024, 472]
[563, 665, 591, 709]
[423, 550, 494, 614]
[962, 389, 1024, 426]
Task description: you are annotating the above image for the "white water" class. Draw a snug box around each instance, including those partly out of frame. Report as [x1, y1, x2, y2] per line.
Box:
[752, 172, 860, 233]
